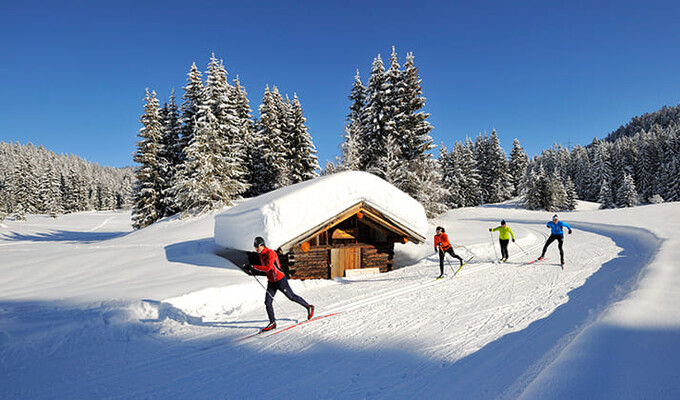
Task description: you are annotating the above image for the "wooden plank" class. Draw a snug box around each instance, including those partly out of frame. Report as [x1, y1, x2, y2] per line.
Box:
[344, 267, 380, 277]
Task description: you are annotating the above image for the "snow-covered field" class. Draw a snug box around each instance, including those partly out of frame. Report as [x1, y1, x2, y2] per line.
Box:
[1, 201, 679, 399]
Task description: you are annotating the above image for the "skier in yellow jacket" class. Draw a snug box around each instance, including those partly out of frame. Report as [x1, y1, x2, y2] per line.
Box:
[489, 220, 515, 262]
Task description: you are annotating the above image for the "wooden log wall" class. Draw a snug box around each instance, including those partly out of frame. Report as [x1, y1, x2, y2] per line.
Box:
[283, 241, 396, 279]
[284, 245, 331, 280]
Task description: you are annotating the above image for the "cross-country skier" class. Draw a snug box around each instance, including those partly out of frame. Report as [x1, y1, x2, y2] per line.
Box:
[434, 226, 464, 278]
[537, 214, 572, 267]
[243, 236, 315, 331]
[489, 220, 515, 262]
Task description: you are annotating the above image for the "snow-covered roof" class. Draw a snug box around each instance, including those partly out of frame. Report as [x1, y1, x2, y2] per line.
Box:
[214, 171, 428, 252]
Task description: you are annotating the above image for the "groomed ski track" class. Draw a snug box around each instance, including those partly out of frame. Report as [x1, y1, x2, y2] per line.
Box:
[12, 220, 662, 399]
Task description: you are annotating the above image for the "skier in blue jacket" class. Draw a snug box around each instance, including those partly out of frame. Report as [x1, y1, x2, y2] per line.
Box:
[538, 214, 572, 267]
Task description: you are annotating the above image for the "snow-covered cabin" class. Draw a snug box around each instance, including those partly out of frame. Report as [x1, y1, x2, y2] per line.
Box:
[214, 171, 428, 279]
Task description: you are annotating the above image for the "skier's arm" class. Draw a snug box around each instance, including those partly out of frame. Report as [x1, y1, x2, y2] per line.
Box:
[509, 227, 515, 241]
[252, 252, 274, 273]
[563, 222, 573, 234]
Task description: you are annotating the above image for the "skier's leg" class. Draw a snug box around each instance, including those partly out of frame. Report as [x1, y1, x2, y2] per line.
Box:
[438, 249, 445, 276]
[557, 236, 565, 264]
[265, 281, 277, 323]
[500, 239, 509, 259]
[448, 247, 463, 265]
[277, 277, 310, 309]
[540, 235, 555, 258]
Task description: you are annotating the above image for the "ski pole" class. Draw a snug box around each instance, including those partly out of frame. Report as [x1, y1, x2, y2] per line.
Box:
[513, 240, 529, 256]
[240, 264, 281, 307]
[445, 256, 456, 276]
[489, 231, 499, 260]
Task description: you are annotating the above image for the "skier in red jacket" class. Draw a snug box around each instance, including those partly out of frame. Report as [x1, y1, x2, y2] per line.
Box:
[434, 226, 464, 278]
[245, 236, 314, 332]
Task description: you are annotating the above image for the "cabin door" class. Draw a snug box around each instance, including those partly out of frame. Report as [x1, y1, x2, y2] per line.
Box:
[330, 247, 362, 278]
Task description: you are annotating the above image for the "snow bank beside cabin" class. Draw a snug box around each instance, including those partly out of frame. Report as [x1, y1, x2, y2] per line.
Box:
[214, 171, 428, 252]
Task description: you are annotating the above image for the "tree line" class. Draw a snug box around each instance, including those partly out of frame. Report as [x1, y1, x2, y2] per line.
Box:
[0, 141, 133, 221]
[132, 54, 320, 229]
[4, 49, 679, 225]
[327, 47, 447, 217]
[523, 109, 680, 210]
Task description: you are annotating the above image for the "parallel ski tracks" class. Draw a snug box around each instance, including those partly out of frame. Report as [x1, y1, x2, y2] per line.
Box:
[52, 226, 552, 397]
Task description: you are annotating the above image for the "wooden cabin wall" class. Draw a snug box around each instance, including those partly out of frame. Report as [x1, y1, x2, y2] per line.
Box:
[284, 245, 331, 280]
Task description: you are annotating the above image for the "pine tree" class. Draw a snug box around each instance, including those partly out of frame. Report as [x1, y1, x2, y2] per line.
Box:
[287, 94, 319, 183]
[174, 55, 248, 213]
[230, 75, 256, 196]
[564, 177, 578, 210]
[616, 172, 638, 207]
[251, 85, 288, 194]
[159, 90, 182, 216]
[361, 54, 389, 177]
[399, 51, 435, 163]
[179, 62, 203, 161]
[438, 143, 464, 208]
[39, 164, 63, 217]
[598, 178, 615, 209]
[132, 89, 165, 229]
[461, 138, 483, 207]
[520, 167, 544, 210]
[508, 139, 528, 196]
[342, 70, 365, 171]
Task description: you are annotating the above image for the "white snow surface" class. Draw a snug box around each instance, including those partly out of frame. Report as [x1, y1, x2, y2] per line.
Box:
[1, 200, 679, 399]
[214, 170, 428, 252]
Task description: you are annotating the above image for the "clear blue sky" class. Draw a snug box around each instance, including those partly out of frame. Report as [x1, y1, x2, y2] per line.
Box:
[2, 0, 680, 168]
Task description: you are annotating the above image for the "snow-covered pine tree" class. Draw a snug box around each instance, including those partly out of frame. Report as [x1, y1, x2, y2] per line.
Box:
[590, 139, 614, 204]
[230, 75, 256, 196]
[564, 177, 578, 210]
[399, 51, 435, 163]
[342, 70, 366, 171]
[508, 139, 528, 196]
[438, 143, 463, 208]
[250, 85, 288, 194]
[14, 153, 38, 213]
[520, 166, 545, 210]
[598, 178, 615, 209]
[546, 172, 567, 211]
[132, 89, 165, 229]
[569, 145, 592, 201]
[174, 55, 248, 213]
[361, 54, 390, 177]
[178, 62, 203, 161]
[286, 94, 319, 183]
[13, 202, 26, 221]
[616, 172, 638, 207]
[159, 90, 182, 216]
[39, 163, 63, 217]
[461, 138, 483, 207]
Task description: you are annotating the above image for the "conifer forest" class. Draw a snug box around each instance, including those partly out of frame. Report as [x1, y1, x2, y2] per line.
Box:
[3, 50, 680, 227]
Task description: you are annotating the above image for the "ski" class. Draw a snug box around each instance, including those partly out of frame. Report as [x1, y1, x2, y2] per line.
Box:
[233, 312, 341, 343]
[266, 312, 341, 337]
[452, 256, 474, 278]
[525, 258, 547, 265]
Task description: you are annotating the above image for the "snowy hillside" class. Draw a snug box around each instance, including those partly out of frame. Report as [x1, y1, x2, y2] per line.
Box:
[1, 201, 679, 399]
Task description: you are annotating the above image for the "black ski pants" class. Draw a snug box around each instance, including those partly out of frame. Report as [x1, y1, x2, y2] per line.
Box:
[499, 239, 510, 259]
[541, 234, 565, 263]
[439, 247, 463, 275]
[265, 277, 309, 323]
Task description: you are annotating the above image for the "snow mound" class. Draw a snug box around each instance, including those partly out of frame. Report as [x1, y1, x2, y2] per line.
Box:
[214, 171, 428, 252]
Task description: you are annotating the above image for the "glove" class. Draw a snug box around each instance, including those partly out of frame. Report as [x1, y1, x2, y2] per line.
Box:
[488, 228, 492, 232]
[512, 238, 515, 242]
[241, 263, 254, 275]
[568, 230, 572, 235]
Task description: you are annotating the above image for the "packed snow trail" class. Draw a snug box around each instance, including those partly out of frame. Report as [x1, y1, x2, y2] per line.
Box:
[2, 205, 677, 399]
